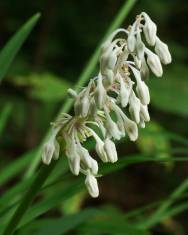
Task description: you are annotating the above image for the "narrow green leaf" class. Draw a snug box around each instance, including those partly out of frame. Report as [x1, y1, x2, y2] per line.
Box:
[30, 209, 98, 235]
[0, 149, 35, 186]
[0, 13, 40, 82]
[0, 104, 12, 136]
[138, 178, 188, 229]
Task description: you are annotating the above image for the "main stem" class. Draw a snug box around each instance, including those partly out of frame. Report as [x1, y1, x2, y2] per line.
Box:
[2, 1, 137, 234]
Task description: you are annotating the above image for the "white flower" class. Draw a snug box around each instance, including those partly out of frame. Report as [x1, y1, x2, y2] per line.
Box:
[89, 98, 98, 118]
[129, 91, 141, 124]
[42, 128, 59, 165]
[53, 140, 60, 160]
[100, 41, 117, 84]
[42, 12, 172, 198]
[89, 129, 108, 162]
[85, 172, 99, 198]
[102, 69, 114, 85]
[112, 104, 138, 141]
[127, 33, 136, 53]
[146, 48, 163, 77]
[133, 55, 142, 69]
[94, 75, 107, 109]
[135, 33, 145, 60]
[42, 139, 55, 165]
[155, 37, 172, 65]
[66, 140, 80, 176]
[80, 95, 90, 117]
[90, 159, 99, 175]
[140, 104, 150, 122]
[68, 155, 80, 176]
[130, 66, 150, 105]
[104, 107, 122, 140]
[77, 145, 92, 169]
[104, 138, 118, 163]
[67, 88, 77, 98]
[142, 12, 157, 46]
[140, 57, 149, 80]
[118, 74, 132, 108]
[136, 80, 150, 105]
[95, 141, 108, 162]
[123, 116, 138, 141]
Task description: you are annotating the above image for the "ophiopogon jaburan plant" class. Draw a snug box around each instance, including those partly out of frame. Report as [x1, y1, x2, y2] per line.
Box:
[42, 12, 172, 198]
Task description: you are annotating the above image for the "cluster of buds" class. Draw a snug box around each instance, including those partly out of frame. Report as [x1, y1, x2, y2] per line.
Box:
[42, 12, 171, 198]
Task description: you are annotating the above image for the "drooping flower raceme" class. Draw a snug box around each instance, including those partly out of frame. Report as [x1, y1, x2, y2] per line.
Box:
[42, 12, 172, 198]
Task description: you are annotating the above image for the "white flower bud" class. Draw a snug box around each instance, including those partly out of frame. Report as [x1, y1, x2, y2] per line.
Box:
[78, 145, 93, 169]
[67, 88, 77, 98]
[68, 156, 80, 176]
[102, 69, 114, 85]
[104, 138, 118, 163]
[89, 98, 98, 118]
[123, 115, 138, 141]
[146, 49, 163, 77]
[104, 108, 122, 140]
[74, 98, 82, 116]
[140, 57, 149, 80]
[53, 140, 60, 160]
[127, 34, 136, 52]
[66, 140, 80, 176]
[142, 12, 157, 46]
[106, 51, 117, 70]
[134, 55, 141, 69]
[127, 24, 136, 52]
[140, 104, 150, 122]
[136, 35, 145, 60]
[155, 37, 172, 65]
[118, 74, 132, 108]
[139, 118, 145, 128]
[112, 104, 138, 141]
[95, 139, 108, 162]
[85, 173, 99, 198]
[80, 95, 90, 117]
[42, 139, 55, 165]
[100, 44, 117, 72]
[94, 75, 107, 109]
[90, 159, 98, 175]
[129, 91, 141, 124]
[136, 80, 150, 105]
[87, 127, 108, 163]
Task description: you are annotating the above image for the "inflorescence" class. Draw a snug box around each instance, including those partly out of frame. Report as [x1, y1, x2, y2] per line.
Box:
[42, 12, 172, 198]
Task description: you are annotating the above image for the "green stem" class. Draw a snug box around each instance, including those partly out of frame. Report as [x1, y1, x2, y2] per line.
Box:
[25, 0, 137, 178]
[2, 1, 137, 234]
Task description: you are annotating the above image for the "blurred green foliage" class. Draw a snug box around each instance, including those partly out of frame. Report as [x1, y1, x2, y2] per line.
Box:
[0, 0, 188, 235]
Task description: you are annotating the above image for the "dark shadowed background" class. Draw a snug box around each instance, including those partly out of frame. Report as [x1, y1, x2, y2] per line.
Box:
[0, 0, 188, 235]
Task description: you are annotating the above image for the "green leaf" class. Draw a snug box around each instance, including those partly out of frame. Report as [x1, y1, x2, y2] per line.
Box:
[0, 149, 35, 186]
[138, 121, 171, 159]
[0, 104, 12, 136]
[137, 178, 188, 229]
[26, 209, 98, 235]
[12, 73, 71, 102]
[0, 13, 40, 82]
[149, 64, 188, 116]
[77, 206, 148, 235]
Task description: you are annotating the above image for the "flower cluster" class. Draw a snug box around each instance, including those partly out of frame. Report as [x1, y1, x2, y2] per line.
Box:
[42, 12, 171, 198]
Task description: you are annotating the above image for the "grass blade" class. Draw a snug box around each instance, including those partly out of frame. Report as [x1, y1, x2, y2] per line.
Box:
[0, 13, 40, 83]
[0, 104, 12, 136]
